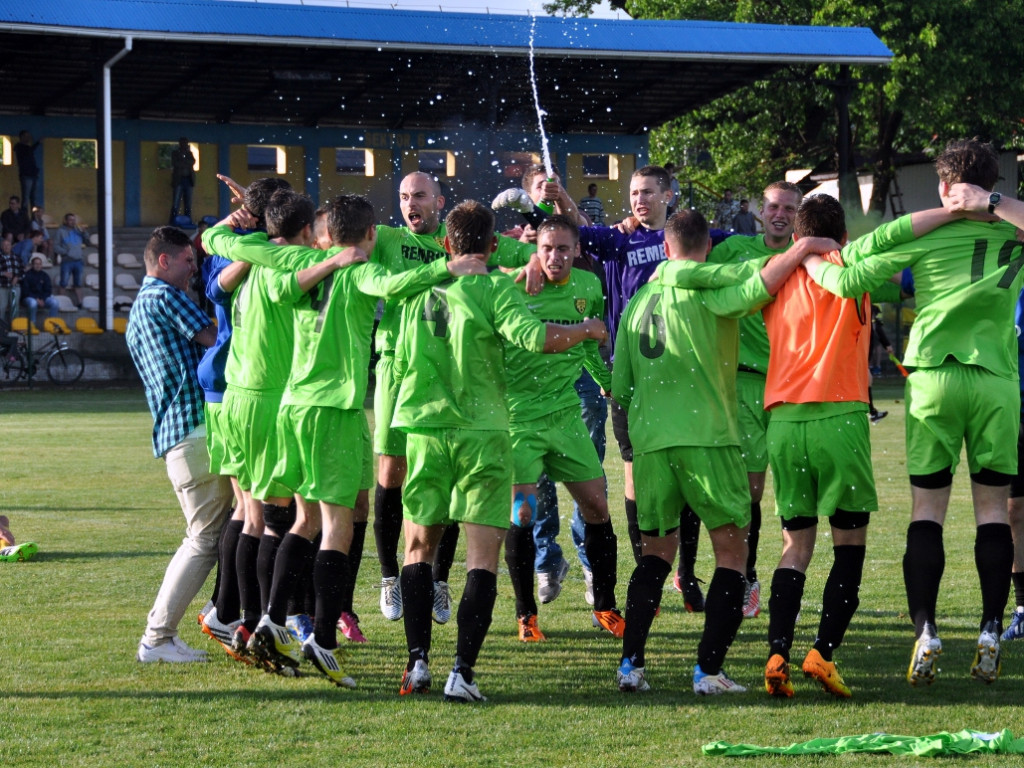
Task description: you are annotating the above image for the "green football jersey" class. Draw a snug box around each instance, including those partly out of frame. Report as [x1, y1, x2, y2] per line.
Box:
[812, 217, 1022, 379]
[612, 271, 770, 454]
[224, 265, 293, 392]
[392, 271, 547, 432]
[504, 268, 611, 423]
[707, 234, 791, 373]
[270, 258, 450, 410]
[371, 224, 536, 355]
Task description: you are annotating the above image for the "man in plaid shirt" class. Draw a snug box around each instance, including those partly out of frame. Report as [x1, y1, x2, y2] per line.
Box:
[127, 226, 233, 663]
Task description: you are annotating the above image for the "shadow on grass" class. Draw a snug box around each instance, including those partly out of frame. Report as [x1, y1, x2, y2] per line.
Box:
[25, 550, 175, 562]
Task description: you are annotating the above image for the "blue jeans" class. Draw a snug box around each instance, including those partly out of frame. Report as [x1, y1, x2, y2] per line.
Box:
[533, 370, 608, 573]
[172, 182, 194, 220]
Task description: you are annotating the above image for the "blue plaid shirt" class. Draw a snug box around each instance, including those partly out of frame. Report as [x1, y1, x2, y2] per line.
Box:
[127, 276, 210, 457]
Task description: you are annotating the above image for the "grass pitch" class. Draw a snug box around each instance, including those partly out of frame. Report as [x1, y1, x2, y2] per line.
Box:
[1, 384, 1022, 767]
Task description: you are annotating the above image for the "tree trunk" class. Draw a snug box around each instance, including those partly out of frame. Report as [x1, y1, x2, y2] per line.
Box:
[869, 108, 904, 217]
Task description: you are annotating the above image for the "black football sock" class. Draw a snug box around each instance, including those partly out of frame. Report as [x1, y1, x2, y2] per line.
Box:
[373, 484, 403, 579]
[746, 502, 761, 582]
[622, 555, 672, 669]
[697, 567, 746, 676]
[256, 533, 283, 616]
[313, 549, 349, 648]
[976, 522, 1013, 631]
[267, 533, 315, 626]
[236, 532, 262, 629]
[401, 562, 434, 669]
[214, 519, 243, 622]
[813, 545, 866, 661]
[342, 521, 367, 614]
[433, 522, 460, 584]
[624, 497, 642, 565]
[678, 505, 701, 580]
[455, 568, 498, 674]
[903, 520, 944, 637]
[504, 525, 537, 617]
[584, 520, 618, 612]
[767, 568, 806, 662]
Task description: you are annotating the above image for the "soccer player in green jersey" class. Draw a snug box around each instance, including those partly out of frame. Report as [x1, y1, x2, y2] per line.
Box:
[946, 182, 1024, 644]
[211, 194, 487, 687]
[393, 201, 607, 702]
[371, 172, 539, 624]
[801, 139, 1020, 686]
[705, 181, 803, 619]
[502, 216, 622, 643]
[612, 209, 827, 695]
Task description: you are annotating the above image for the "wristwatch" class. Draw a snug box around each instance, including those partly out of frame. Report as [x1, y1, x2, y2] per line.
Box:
[988, 192, 1002, 214]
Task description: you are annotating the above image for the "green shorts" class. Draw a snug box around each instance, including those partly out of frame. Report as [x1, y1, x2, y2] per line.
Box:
[767, 407, 877, 520]
[906, 363, 1018, 476]
[404, 428, 511, 529]
[359, 410, 374, 491]
[373, 354, 407, 457]
[633, 446, 751, 535]
[205, 401, 231, 477]
[510, 407, 604, 485]
[272, 405, 364, 507]
[736, 371, 769, 473]
[222, 386, 288, 496]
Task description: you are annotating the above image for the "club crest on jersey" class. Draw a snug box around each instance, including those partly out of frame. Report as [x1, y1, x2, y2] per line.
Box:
[574, 298, 587, 314]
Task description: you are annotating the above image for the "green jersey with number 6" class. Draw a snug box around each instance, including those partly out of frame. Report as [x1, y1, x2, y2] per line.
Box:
[612, 273, 771, 454]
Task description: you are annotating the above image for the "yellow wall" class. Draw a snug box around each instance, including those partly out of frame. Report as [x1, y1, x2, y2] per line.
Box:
[318, 148, 395, 222]
[566, 153, 634, 223]
[227, 144, 305, 195]
[140, 141, 220, 224]
[0, 137, 124, 227]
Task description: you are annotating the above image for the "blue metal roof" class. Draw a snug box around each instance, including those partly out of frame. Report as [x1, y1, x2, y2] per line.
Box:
[1, 0, 892, 64]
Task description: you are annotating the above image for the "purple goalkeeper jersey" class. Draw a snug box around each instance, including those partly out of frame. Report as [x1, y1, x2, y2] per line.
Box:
[579, 224, 666, 352]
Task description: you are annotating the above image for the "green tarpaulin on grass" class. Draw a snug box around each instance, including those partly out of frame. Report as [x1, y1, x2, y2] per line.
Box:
[703, 729, 1024, 757]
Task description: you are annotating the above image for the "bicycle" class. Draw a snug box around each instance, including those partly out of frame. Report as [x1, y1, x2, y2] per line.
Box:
[1, 323, 84, 384]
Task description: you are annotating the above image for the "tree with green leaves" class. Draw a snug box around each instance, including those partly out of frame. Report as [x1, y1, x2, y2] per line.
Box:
[545, 0, 1024, 216]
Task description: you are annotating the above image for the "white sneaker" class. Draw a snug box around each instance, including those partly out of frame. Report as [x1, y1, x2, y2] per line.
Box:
[693, 664, 746, 695]
[583, 566, 595, 606]
[432, 580, 452, 624]
[380, 576, 403, 621]
[906, 627, 942, 687]
[491, 188, 534, 214]
[202, 606, 241, 645]
[970, 622, 1001, 684]
[537, 558, 570, 605]
[443, 669, 486, 702]
[617, 658, 651, 692]
[137, 636, 209, 663]
[400, 659, 432, 695]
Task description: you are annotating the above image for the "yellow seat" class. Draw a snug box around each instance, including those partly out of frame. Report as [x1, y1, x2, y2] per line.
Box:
[75, 317, 104, 335]
[112, 317, 128, 334]
[42, 317, 73, 335]
[11, 317, 39, 335]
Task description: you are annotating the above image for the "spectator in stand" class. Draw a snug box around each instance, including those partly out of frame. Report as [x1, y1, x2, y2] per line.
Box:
[20, 254, 58, 326]
[14, 131, 40, 211]
[55, 212, 88, 307]
[733, 199, 758, 235]
[1, 196, 31, 242]
[13, 231, 43, 267]
[170, 137, 196, 224]
[30, 207, 53, 261]
[0, 234, 24, 322]
[579, 183, 606, 226]
[715, 189, 741, 231]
